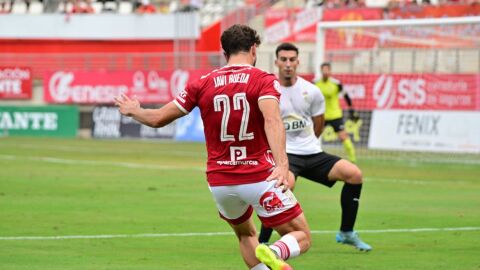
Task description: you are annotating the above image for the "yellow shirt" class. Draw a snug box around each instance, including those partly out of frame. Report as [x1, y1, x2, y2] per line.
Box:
[315, 77, 343, 121]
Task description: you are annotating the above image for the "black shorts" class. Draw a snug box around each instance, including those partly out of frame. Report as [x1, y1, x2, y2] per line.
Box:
[287, 152, 341, 188]
[325, 117, 345, 132]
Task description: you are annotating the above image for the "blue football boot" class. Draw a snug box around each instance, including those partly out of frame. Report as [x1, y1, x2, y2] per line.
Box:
[336, 231, 372, 251]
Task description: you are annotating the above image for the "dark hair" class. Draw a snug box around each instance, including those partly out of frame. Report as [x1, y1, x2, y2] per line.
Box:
[321, 62, 331, 68]
[221, 24, 261, 58]
[275, 43, 299, 58]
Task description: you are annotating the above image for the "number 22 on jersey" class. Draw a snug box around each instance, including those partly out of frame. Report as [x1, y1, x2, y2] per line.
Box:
[213, 93, 254, 142]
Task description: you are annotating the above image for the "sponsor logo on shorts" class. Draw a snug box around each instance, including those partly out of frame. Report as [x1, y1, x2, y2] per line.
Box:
[259, 192, 284, 213]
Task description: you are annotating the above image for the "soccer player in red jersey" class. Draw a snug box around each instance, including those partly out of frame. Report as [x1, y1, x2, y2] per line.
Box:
[115, 24, 311, 270]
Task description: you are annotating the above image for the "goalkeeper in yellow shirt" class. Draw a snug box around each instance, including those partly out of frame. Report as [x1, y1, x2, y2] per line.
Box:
[315, 62, 358, 162]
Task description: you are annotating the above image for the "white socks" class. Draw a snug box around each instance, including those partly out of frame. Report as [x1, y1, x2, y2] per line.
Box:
[269, 234, 301, 260]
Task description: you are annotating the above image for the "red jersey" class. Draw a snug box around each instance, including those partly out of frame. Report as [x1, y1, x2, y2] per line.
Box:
[174, 65, 281, 186]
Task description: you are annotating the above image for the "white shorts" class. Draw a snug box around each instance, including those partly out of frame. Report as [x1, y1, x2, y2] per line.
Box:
[209, 180, 302, 228]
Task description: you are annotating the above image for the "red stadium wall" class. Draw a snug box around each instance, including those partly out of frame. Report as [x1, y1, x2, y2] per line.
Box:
[0, 39, 175, 53]
[0, 22, 222, 77]
[0, 18, 222, 54]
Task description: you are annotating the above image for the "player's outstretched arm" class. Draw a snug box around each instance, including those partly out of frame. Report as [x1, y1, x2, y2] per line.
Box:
[114, 94, 186, 128]
[258, 98, 289, 192]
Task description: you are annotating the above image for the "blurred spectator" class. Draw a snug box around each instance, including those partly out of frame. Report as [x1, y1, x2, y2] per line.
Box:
[305, 0, 459, 8]
[0, 0, 34, 13]
[158, 1, 170, 13]
[177, 0, 202, 12]
[43, 0, 62, 13]
[71, 0, 94, 13]
[0, 0, 13, 13]
[345, 0, 366, 7]
[305, 0, 323, 7]
[135, 0, 156, 14]
[20, 0, 32, 12]
[169, 0, 178, 12]
[99, 0, 119, 12]
[189, 0, 203, 10]
[324, 0, 346, 8]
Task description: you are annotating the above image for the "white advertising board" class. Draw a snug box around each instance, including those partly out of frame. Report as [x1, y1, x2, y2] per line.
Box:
[368, 110, 480, 153]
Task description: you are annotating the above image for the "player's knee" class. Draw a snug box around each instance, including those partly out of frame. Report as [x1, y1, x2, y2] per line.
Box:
[292, 229, 312, 253]
[304, 232, 312, 252]
[299, 222, 312, 252]
[346, 166, 363, 184]
[299, 232, 312, 253]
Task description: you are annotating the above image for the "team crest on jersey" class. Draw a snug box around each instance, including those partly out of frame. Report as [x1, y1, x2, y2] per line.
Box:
[176, 89, 188, 103]
[260, 192, 284, 213]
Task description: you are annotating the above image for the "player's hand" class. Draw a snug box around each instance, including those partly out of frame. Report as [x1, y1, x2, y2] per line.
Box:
[287, 171, 296, 191]
[266, 165, 290, 193]
[114, 94, 140, 117]
[348, 108, 360, 122]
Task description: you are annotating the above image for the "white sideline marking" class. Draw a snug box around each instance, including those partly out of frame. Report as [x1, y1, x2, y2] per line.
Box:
[365, 177, 473, 185]
[3, 141, 479, 165]
[1, 227, 479, 241]
[0, 154, 204, 171]
[365, 177, 433, 185]
[361, 155, 480, 165]
[365, 177, 428, 185]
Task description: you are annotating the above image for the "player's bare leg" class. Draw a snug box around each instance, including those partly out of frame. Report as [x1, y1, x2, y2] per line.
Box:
[256, 213, 311, 270]
[229, 217, 267, 269]
[287, 171, 296, 191]
[272, 213, 311, 253]
[328, 160, 372, 251]
[328, 159, 362, 185]
[338, 130, 356, 163]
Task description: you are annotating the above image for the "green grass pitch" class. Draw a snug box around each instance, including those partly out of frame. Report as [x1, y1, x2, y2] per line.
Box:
[0, 137, 479, 270]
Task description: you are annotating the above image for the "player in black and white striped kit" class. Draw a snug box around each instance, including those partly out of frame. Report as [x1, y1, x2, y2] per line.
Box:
[258, 43, 372, 251]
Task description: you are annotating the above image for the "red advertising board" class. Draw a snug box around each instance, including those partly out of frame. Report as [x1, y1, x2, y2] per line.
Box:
[0, 67, 32, 99]
[303, 73, 480, 111]
[43, 70, 206, 104]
